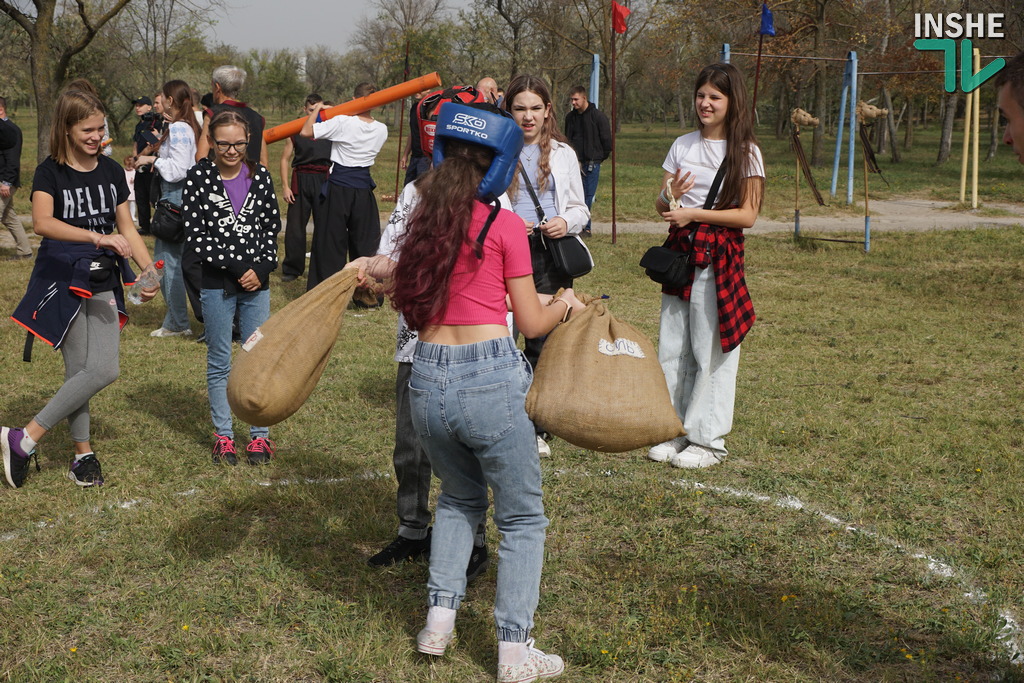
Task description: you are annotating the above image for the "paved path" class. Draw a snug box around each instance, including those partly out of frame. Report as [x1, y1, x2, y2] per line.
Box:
[5, 199, 1023, 251]
[586, 199, 1024, 236]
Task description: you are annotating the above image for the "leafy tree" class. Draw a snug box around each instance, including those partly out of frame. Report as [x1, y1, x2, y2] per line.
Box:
[1, 0, 135, 161]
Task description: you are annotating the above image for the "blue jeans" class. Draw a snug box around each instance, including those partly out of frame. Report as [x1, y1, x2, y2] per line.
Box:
[156, 179, 190, 332]
[200, 287, 270, 440]
[580, 161, 601, 231]
[409, 337, 548, 644]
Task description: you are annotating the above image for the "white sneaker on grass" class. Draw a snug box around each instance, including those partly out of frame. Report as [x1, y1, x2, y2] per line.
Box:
[497, 638, 564, 683]
[647, 437, 687, 463]
[536, 435, 551, 458]
[669, 443, 725, 469]
[150, 327, 193, 338]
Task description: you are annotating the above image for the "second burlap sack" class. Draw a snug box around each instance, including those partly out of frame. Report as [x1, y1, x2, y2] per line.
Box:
[227, 268, 359, 426]
[526, 297, 684, 453]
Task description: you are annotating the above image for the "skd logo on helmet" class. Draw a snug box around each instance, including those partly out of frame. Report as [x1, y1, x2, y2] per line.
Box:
[452, 113, 487, 130]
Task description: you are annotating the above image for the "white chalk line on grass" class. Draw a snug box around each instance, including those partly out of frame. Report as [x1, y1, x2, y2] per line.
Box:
[672, 478, 1022, 665]
[1, 468, 1020, 663]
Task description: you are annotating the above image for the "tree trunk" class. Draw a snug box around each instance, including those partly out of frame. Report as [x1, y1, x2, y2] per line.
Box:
[810, 68, 826, 166]
[676, 90, 686, 130]
[987, 101, 1000, 160]
[31, 27, 59, 164]
[903, 98, 914, 151]
[936, 93, 959, 164]
[775, 83, 788, 139]
[883, 87, 900, 162]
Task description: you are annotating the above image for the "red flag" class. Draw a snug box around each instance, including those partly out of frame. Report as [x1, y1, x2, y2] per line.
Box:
[611, 1, 630, 34]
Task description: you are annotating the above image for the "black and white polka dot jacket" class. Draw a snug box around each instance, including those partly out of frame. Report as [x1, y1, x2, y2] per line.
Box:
[183, 157, 280, 291]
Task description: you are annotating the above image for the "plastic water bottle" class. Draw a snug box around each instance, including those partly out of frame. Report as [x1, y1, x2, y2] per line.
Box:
[127, 260, 164, 304]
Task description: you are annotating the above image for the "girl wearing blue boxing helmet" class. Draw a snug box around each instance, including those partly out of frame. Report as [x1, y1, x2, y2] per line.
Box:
[348, 102, 581, 682]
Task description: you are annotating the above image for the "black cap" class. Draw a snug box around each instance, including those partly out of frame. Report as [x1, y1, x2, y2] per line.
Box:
[132, 96, 152, 106]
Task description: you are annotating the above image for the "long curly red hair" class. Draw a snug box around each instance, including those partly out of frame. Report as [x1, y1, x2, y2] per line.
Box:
[390, 140, 495, 331]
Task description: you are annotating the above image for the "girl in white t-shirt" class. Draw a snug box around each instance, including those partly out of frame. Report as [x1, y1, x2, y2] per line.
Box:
[647, 63, 765, 469]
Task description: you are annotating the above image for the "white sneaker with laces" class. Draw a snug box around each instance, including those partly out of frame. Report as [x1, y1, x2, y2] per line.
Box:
[497, 638, 565, 683]
[536, 435, 551, 458]
[647, 437, 687, 463]
[150, 327, 193, 338]
[669, 443, 725, 469]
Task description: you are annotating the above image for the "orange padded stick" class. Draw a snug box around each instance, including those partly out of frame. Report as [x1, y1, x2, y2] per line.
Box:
[263, 72, 442, 144]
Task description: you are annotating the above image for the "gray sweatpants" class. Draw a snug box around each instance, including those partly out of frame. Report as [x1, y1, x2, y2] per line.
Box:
[35, 291, 121, 443]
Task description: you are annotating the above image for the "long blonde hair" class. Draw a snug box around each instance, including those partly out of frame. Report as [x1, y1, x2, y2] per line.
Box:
[503, 74, 567, 199]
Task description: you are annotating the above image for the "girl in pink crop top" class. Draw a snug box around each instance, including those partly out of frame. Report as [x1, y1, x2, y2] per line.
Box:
[346, 131, 583, 679]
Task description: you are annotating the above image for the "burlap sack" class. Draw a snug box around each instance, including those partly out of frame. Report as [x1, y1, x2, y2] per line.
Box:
[227, 268, 359, 426]
[525, 298, 684, 453]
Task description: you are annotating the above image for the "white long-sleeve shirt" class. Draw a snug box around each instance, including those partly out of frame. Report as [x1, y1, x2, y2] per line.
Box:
[154, 121, 197, 183]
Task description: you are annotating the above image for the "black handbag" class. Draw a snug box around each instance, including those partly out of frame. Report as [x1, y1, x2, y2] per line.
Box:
[150, 199, 184, 243]
[518, 165, 593, 279]
[640, 163, 726, 287]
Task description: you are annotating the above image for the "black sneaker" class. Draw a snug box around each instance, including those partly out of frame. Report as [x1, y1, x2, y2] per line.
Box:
[67, 453, 104, 487]
[367, 531, 431, 568]
[245, 437, 275, 465]
[212, 434, 237, 465]
[466, 543, 491, 582]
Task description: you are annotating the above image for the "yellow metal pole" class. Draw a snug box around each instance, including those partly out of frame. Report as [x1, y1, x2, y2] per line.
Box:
[959, 79, 973, 203]
[972, 48, 981, 209]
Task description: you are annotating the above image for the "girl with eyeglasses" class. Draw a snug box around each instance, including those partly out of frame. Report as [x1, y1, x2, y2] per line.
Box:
[182, 109, 281, 465]
[135, 79, 201, 338]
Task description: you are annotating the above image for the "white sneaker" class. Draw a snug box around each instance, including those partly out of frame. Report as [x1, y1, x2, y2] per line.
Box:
[647, 437, 687, 463]
[497, 638, 564, 683]
[150, 327, 193, 338]
[669, 443, 725, 469]
[536, 435, 551, 458]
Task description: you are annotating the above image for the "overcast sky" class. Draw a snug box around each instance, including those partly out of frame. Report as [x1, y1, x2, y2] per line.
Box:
[209, 0, 472, 53]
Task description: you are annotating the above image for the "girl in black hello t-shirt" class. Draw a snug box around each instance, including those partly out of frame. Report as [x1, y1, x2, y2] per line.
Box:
[2, 88, 158, 490]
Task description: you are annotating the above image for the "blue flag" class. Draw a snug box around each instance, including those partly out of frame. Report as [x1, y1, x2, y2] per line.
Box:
[760, 3, 776, 36]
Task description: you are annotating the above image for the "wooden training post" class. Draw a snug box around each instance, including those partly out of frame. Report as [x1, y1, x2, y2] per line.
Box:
[263, 73, 443, 144]
[856, 101, 887, 252]
[790, 108, 820, 238]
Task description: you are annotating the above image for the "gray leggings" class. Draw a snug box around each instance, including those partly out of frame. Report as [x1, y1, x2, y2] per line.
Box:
[35, 291, 121, 443]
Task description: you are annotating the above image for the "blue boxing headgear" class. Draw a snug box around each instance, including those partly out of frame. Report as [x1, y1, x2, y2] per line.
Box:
[432, 102, 524, 200]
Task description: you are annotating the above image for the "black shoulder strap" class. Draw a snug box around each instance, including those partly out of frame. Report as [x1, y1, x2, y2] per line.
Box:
[703, 162, 727, 210]
[473, 194, 502, 259]
[517, 164, 547, 224]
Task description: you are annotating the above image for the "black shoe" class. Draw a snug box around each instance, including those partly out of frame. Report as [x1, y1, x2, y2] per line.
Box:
[466, 544, 490, 582]
[67, 453, 104, 487]
[580, 228, 592, 238]
[368, 532, 431, 568]
[212, 434, 238, 466]
[281, 274, 298, 282]
[195, 331, 206, 344]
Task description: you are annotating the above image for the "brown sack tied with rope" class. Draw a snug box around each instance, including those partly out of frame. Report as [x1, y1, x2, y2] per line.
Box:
[526, 295, 684, 453]
[227, 268, 359, 426]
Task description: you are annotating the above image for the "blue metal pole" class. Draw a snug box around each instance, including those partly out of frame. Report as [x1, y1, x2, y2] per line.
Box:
[722, 43, 730, 63]
[795, 209, 801, 238]
[864, 215, 871, 252]
[831, 59, 850, 199]
[847, 51, 858, 206]
[590, 53, 601, 109]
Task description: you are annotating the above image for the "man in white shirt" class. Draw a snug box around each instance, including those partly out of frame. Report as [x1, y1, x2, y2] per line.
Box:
[300, 82, 388, 291]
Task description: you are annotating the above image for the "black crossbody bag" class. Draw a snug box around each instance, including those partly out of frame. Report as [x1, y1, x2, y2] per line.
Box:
[639, 163, 727, 288]
[518, 165, 594, 279]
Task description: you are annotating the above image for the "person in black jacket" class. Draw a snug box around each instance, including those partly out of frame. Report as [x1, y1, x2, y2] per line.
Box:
[130, 95, 163, 235]
[0, 96, 31, 259]
[563, 86, 612, 236]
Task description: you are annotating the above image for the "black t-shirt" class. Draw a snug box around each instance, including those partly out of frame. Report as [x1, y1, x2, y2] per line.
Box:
[32, 155, 129, 234]
[408, 104, 424, 159]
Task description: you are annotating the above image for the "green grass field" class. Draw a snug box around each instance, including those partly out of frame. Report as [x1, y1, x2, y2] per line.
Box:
[2, 220, 1024, 679]
[3, 106, 1024, 680]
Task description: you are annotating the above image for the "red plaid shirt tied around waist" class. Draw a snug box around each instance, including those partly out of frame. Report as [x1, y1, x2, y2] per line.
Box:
[663, 222, 755, 353]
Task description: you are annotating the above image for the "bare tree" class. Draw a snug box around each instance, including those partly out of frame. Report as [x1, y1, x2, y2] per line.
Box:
[2, 0, 135, 161]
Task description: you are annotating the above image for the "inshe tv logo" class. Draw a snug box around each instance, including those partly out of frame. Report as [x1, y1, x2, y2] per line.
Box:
[913, 13, 1006, 93]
